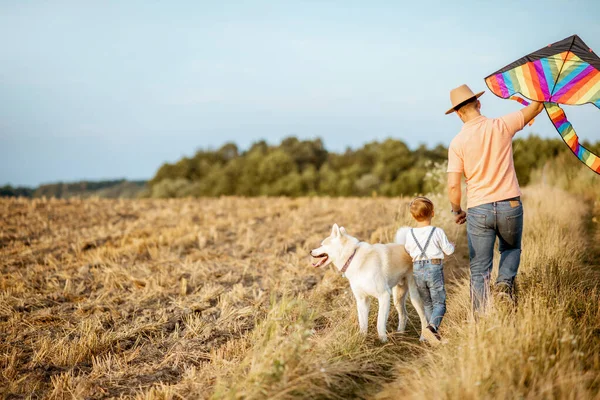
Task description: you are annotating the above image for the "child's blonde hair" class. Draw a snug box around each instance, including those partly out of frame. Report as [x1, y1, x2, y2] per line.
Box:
[409, 196, 434, 222]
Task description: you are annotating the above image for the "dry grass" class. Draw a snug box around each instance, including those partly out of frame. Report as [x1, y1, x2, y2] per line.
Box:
[0, 196, 434, 398]
[376, 185, 600, 399]
[1, 183, 599, 399]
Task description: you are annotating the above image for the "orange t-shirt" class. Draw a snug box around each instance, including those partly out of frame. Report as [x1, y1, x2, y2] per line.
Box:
[447, 111, 525, 209]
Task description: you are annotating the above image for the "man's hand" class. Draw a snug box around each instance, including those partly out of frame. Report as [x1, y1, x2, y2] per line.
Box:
[522, 100, 544, 126]
[454, 210, 466, 225]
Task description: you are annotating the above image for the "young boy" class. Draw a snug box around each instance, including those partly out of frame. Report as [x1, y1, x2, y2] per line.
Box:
[403, 196, 454, 344]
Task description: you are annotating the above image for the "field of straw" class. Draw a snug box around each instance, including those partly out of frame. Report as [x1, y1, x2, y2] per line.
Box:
[1, 182, 599, 398]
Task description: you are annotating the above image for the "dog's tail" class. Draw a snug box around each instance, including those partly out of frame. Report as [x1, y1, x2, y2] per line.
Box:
[394, 226, 411, 245]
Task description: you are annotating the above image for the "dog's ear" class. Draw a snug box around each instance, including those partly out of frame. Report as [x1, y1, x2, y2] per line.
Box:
[340, 226, 347, 236]
[331, 223, 340, 237]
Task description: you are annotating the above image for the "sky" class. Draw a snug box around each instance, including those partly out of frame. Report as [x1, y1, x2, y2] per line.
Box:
[1, 0, 599, 186]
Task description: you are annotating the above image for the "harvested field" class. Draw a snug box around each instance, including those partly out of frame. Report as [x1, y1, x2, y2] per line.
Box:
[1, 186, 599, 399]
[0, 196, 434, 398]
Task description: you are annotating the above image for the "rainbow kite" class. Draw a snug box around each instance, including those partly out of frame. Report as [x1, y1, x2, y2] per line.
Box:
[485, 34, 600, 174]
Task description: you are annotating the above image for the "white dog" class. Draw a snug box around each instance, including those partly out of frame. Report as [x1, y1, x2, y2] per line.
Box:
[311, 224, 428, 342]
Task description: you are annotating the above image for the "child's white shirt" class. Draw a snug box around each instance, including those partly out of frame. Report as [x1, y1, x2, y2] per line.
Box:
[400, 226, 455, 262]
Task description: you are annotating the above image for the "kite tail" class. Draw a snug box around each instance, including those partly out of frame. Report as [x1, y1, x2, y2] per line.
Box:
[509, 95, 531, 106]
[509, 95, 535, 126]
[544, 102, 600, 175]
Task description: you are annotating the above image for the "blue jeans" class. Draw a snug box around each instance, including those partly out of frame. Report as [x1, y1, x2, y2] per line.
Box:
[467, 199, 524, 313]
[413, 261, 446, 329]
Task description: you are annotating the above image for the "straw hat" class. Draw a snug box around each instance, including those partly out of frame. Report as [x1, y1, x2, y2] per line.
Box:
[445, 84, 485, 115]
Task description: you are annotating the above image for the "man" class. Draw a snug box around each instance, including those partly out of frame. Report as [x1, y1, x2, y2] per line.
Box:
[445, 84, 544, 313]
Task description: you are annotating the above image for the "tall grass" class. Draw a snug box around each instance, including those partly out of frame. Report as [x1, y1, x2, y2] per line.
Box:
[532, 151, 600, 200]
[376, 184, 600, 399]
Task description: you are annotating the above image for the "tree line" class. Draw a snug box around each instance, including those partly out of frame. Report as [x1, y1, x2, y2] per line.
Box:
[0, 180, 146, 199]
[3, 136, 597, 199]
[147, 135, 599, 198]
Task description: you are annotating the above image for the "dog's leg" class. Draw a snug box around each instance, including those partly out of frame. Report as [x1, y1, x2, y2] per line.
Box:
[393, 279, 409, 332]
[408, 275, 429, 334]
[355, 295, 371, 335]
[377, 291, 391, 342]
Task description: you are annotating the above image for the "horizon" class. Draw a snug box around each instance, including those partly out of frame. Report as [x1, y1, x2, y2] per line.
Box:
[4, 132, 585, 188]
[0, 134, 455, 187]
[2, 1, 600, 187]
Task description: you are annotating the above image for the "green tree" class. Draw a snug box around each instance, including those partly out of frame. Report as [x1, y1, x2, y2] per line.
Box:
[258, 150, 297, 184]
[145, 134, 598, 198]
